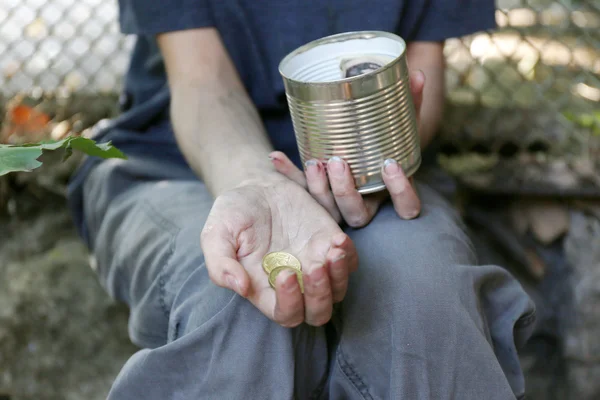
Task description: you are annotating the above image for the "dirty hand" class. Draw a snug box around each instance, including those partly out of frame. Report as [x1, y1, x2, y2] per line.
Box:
[270, 70, 425, 228]
[200, 176, 358, 328]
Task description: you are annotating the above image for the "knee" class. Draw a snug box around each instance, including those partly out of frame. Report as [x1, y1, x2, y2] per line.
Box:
[349, 184, 475, 264]
[349, 199, 477, 282]
[342, 223, 488, 363]
[345, 196, 479, 319]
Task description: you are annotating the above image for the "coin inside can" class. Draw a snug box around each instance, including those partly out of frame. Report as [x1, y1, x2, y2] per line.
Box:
[279, 31, 421, 194]
[340, 55, 390, 78]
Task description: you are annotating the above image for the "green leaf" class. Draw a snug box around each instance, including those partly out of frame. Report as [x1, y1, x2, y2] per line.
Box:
[68, 137, 126, 159]
[0, 136, 126, 176]
[0, 146, 44, 175]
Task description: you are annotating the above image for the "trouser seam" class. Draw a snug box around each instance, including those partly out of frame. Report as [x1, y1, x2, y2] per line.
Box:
[156, 230, 178, 320]
[158, 269, 170, 319]
[139, 199, 180, 320]
[337, 348, 374, 400]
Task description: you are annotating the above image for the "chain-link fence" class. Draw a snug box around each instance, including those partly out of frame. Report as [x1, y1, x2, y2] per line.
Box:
[1, 0, 599, 152]
[0, 0, 132, 94]
[443, 0, 599, 159]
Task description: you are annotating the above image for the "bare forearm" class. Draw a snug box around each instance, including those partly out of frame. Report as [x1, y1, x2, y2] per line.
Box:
[171, 81, 277, 196]
[417, 63, 444, 149]
[158, 28, 280, 197]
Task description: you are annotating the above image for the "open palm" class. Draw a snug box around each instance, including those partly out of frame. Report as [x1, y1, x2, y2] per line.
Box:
[201, 178, 358, 327]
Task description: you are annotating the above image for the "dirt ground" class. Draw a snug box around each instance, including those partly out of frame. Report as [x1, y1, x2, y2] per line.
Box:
[0, 194, 137, 400]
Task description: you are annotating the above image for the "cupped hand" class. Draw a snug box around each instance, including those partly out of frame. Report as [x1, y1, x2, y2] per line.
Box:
[200, 176, 358, 328]
[270, 70, 425, 228]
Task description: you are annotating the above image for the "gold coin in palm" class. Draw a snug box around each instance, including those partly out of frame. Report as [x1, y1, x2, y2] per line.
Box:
[268, 266, 304, 294]
[262, 251, 302, 274]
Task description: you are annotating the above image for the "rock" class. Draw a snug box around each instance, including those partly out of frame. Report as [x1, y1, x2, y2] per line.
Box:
[547, 160, 579, 189]
[571, 200, 600, 220]
[527, 200, 570, 245]
[571, 158, 597, 180]
[563, 211, 600, 399]
[509, 199, 570, 245]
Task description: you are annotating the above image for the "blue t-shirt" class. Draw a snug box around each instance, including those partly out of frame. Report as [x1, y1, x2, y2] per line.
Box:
[68, 0, 496, 242]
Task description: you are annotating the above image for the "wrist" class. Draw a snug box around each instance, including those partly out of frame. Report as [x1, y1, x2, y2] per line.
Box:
[214, 166, 287, 197]
[234, 170, 288, 190]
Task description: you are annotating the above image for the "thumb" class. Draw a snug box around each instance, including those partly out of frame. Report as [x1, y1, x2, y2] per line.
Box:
[201, 223, 250, 297]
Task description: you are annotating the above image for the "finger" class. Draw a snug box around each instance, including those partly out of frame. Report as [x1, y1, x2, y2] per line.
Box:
[273, 269, 305, 327]
[382, 159, 421, 220]
[331, 232, 359, 273]
[327, 157, 374, 228]
[303, 263, 333, 327]
[326, 247, 349, 303]
[305, 159, 341, 222]
[409, 70, 425, 119]
[200, 222, 250, 297]
[269, 151, 306, 187]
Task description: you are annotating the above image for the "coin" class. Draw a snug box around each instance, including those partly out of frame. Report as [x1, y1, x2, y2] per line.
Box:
[339, 55, 392, 78]
[262, 251, 302, 274]
[268, 266, 304, 294]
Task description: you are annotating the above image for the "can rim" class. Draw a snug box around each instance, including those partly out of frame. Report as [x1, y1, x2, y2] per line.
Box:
[278, 30, 407, 87]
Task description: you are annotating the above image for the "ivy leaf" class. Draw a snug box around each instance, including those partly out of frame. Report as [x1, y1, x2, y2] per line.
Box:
[0, 136, 126, 176]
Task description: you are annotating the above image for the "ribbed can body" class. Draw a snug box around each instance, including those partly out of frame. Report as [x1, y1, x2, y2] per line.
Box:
[279, 31, 421, 194]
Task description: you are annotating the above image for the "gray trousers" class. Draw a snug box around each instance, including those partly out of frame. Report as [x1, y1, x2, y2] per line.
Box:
[81, 153, 535, 400]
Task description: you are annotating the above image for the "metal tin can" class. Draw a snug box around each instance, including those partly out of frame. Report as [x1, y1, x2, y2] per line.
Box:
[279, 31, 421, 194]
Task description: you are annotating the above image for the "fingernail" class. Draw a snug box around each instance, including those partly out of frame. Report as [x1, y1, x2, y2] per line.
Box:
[332, 253, 346, 263]
[333, 233, 347, 247]
[305, 159, 318, 170]
[402, 209, 421, 220]
[383, 158, 400, 175]
[226, 274, 241, 295]
[328, 156, 345, 174]
[310, 266, 326, 286]
[282, 270, 298, 293]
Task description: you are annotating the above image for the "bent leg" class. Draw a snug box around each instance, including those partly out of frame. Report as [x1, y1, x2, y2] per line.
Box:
[330, 183, 535, 400]
[83, 156, 329, 399]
